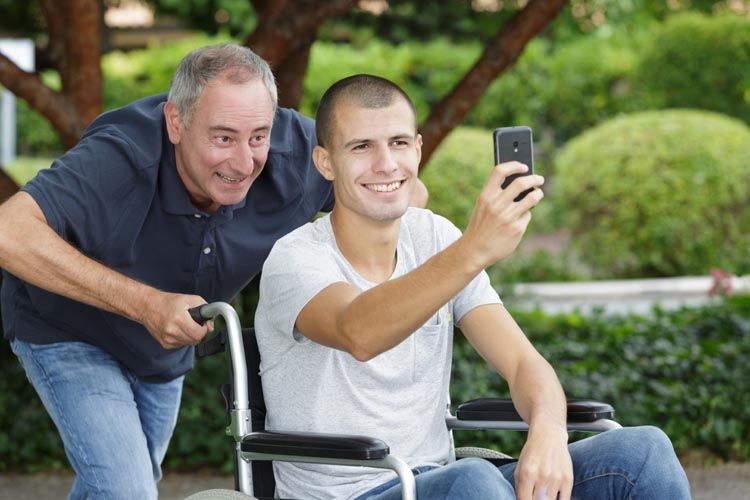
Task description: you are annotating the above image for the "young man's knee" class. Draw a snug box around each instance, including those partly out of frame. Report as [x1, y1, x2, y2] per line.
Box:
[625, 426, 676, 458]
[446, 458, 513, 496]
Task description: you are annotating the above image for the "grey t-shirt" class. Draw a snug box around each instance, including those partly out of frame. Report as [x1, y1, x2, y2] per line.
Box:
[255, 207, 501, 499]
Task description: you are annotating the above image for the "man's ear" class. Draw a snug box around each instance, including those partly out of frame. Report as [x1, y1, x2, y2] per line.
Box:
[312, 145, 335, 181]
[415, 133, 423, 165]
[163, 101, 183, 145]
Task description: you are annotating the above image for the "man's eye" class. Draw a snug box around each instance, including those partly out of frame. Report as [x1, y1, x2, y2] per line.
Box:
[352, 143, 369, 151]
[251, 135, 267, 145]
[391, 140, 409, 147]
[216, 136, 231, 144]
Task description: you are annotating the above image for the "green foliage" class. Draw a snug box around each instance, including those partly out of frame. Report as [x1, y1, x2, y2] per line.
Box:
[420, 126, 580, 285]
[453, 295, 750, 461]
[634, 13, 750, 124]
[102, 33, 230, 110]
[302, 39, 478, 124]
[3, 294, 748, 470]
[144, 0, 256, 38]
[14, 72, 63, 156]
[467, 34, 639, 146]
[555, 109, 750, 278]
[420, 126, 492, 232]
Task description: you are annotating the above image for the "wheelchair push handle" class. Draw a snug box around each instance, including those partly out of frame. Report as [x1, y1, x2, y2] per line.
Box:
[187, 302, 250, 413]
[188, 304, 210, 325]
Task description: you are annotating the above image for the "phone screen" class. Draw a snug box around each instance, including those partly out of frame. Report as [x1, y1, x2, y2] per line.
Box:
[493, 126, 534, 202]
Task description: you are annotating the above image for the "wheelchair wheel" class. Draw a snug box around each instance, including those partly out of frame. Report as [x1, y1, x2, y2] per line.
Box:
[185, 488, 257, 499]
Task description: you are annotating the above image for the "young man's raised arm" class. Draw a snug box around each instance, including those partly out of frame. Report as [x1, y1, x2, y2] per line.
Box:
[0, 193, 208, 348]
[296, 162, 544, 361]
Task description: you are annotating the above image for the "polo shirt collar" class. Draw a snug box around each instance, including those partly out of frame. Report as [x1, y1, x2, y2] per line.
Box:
[159, 140, 247, 217]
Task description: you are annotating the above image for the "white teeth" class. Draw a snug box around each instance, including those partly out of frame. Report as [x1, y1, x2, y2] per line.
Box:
[216, 172, 246, 183]
[365, 181, 402, 192]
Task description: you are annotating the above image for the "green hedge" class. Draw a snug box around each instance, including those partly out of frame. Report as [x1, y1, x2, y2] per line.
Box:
[452, 294, 750, 461]
[421, 125, 582, 284]
[555, 109, 750, 278]
[2, 292, 749, 471]
[634, 13, 750, 124]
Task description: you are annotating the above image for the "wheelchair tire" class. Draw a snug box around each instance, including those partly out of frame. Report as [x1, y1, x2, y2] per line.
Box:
[184, 488, 257, 499]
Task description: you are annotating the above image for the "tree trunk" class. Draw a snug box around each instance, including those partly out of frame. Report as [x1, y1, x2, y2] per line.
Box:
[0, 168, 19, 203]
[246, 0, 356, 109]
[0, 0, 103, 151]
[418, 0, 568, 168]
[274, 43, 312, 109]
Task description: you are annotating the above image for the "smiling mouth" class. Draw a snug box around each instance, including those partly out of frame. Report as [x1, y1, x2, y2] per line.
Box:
[216, 172, 248, 184]
[363, 180, 404, 193]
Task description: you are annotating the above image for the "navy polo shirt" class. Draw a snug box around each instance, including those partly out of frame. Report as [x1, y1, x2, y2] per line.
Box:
[1, 93, 333, 381]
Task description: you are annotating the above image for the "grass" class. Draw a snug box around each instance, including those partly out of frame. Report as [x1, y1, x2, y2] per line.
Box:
[3, 156, 54, 185]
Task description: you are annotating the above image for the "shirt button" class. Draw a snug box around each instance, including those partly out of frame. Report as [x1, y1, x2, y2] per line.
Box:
[203, 247, 211, 255]
[194, 214, 202, 219]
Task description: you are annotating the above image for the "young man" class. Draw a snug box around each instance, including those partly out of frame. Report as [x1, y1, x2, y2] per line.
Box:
[255, 75, 691, 500]
[0, 45, 430, 499]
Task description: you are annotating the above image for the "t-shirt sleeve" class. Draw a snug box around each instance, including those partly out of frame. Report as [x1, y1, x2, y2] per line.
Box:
[21, 129, 146, 252]
[256, 234, 348, 348]
[431, 215, 502, 324]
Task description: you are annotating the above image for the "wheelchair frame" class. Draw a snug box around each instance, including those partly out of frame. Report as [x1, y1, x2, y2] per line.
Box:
[191, 301, 621, 500]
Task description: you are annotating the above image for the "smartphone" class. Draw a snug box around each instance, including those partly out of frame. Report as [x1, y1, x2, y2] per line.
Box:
[493, 126, 534, 202]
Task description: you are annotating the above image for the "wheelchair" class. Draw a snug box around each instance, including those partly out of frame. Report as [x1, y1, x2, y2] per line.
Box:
[186, 302, 620, 500]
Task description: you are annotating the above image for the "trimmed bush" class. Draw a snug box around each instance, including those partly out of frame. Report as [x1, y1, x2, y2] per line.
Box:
[421, 126, 581, 285]
[634, 13, 750, 124]
[469, 34, 639, 145]
[3, 292, 748, 471]
[555, 109, 750, 278]
[453, 294, 750, 462]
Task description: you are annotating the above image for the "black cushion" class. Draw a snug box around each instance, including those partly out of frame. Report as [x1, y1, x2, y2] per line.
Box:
[241, 431, 390, 460]
[456, 398, 615, 423]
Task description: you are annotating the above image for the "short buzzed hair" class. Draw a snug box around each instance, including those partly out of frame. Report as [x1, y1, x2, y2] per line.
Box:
[168, 43, 277, 128]
[315, 74, 417, 149]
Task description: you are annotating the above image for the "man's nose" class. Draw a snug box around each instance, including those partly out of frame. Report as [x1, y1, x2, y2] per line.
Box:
[373, 145, 398, 174]
[235, 142, 255, 170]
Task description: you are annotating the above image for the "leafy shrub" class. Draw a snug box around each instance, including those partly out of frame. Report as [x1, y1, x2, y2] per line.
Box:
[555, 109, 750, 278]
[420, 126, 492, 232]
[634, 13, 750, 124]
[302, 38, 478, 123]
[420, 126, 578, 285]
[468, 34, 639, 147]
[453, 294, 750, 462]
[3, 291, 748, 471]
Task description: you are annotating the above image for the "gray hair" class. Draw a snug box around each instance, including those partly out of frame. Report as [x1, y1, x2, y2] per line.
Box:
[168, 43, 278, 127]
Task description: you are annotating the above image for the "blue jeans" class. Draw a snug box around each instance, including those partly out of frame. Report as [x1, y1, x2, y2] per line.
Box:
[357, 426, 691, 499]
[11, 338, 184, 500]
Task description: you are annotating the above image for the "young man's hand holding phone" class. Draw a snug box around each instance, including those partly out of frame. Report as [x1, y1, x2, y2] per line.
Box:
[493, 126, 534, 202]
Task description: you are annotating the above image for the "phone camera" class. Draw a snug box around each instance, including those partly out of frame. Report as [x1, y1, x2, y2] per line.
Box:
[513, 140, 519, 152]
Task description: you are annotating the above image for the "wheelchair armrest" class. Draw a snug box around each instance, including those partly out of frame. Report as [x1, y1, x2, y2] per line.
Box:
[456, 398, 615, 423]
[240, 431, 390, 460]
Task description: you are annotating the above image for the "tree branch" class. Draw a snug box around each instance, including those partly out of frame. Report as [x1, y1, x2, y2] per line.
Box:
[0, 52, 82, 148]
[245, 0, 357, 67]
[274, 43, 313, 108]
[0, 167, 19, 202]
[40, 0, 66, 69]
[419, 0, 569, 167]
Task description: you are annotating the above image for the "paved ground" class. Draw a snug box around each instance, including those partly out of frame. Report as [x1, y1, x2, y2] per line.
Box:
[1, 463, 748, 499]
